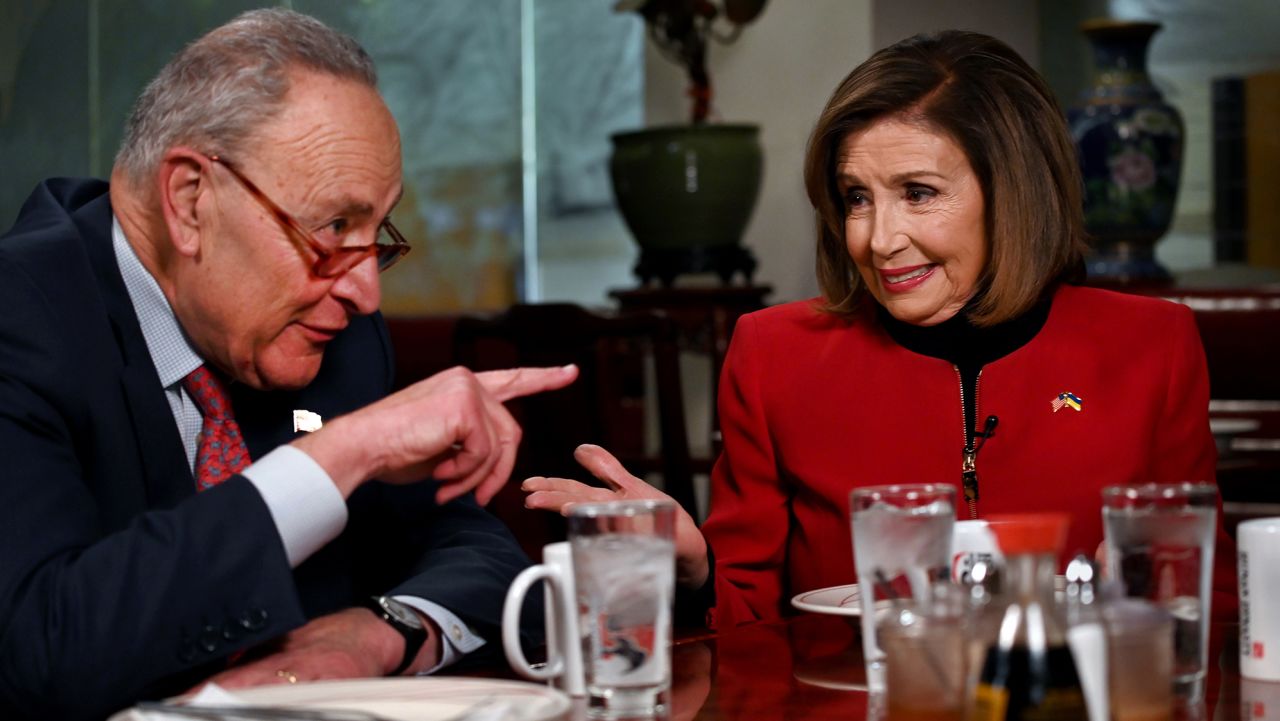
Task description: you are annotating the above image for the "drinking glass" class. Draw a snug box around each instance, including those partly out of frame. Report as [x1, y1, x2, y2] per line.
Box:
[850, 484, 957, 694]
[568, 499, 677, 718]
[880, 588, 968, 721]
[1102, 482, 1217, 701]
[1103, 599, 1174, 721]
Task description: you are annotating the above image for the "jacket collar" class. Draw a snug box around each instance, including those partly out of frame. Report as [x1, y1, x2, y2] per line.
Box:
[72, 184, 197, 507]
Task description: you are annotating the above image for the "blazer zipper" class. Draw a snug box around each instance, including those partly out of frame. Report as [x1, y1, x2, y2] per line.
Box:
[957, 367, 998, 520]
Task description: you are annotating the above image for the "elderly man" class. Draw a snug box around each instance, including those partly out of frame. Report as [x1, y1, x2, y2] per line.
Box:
[0, 9, 576, 720]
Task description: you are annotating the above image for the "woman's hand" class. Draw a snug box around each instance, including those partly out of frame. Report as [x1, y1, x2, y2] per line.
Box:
[522, 444, 709, 589]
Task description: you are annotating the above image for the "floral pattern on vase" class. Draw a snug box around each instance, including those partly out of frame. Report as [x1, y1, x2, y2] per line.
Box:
[1068, 20, 1183, 284]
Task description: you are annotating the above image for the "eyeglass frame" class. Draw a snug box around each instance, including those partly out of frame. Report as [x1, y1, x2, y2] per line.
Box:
[206, 153, 410, 278]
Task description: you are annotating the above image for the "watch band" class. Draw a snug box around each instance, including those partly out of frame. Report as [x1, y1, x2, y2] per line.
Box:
[361, 596, 428, 676]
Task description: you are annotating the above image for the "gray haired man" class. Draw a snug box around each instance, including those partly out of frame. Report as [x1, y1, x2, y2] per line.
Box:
[0, 9, 575, 720]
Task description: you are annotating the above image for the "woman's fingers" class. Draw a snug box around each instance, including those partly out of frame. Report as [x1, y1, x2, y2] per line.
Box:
[572, 443, 645, 491]
[521, 476, 611, 512]
[522, 476, 595, 494]
[524, 487, 617, 514]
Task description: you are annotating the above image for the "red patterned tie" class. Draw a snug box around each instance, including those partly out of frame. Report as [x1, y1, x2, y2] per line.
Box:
[183, 366, 251, 490]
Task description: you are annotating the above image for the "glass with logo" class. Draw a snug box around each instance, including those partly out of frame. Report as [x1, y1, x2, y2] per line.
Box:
[568, 499, 676, 719]
[850, 484, 956, 694]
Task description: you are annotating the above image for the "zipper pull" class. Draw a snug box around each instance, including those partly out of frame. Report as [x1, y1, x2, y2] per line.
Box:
[961, 415, 998, 505]
[962, 449, 979, 502]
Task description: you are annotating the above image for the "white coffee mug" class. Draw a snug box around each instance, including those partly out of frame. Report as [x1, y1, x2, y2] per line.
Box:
[1238, 517, 1280, 681]
[951, 519, 1002, 584]
[502, 542, 585, 696]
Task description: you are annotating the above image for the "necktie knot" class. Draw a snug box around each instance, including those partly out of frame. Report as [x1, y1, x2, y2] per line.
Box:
[183, 366, 233, 421]
[182, 365, 251, 490]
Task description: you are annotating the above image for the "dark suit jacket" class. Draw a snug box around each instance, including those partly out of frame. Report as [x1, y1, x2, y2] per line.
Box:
[0, 178, 539, 720]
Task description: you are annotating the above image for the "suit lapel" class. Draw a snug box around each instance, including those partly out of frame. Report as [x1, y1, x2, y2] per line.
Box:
[231, 382, 340, 461]
[229, 355, 369, 461]
[232, 384, 303, 461]
[76, 193, 196, 508]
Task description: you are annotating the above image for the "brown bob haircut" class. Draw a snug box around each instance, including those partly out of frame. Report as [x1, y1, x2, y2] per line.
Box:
[804, 30, 1087, 326]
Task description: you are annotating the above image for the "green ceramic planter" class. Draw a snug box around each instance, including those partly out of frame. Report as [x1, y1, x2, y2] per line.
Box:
[609, 124, 763, 253]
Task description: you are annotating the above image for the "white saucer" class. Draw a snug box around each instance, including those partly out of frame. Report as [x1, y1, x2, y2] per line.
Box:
[792, 576, 1071, 617]
[792, 669, 869, 692]
[790, 583, 864, 616]
[113, 677, 571, 721]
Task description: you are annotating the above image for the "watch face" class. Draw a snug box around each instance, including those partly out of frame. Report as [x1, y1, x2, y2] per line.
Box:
[380, 598, 425, 630]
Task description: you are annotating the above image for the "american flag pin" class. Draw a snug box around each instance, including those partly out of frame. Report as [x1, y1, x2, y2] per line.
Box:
[1051, 392, 1083, 413]
[293, 409, 323, 432]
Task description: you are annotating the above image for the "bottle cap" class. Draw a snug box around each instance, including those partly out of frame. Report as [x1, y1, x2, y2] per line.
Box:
[985, 513, 1071, 554]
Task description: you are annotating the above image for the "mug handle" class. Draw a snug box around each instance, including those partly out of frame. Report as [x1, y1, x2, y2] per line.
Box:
[502, 564, 565, 680]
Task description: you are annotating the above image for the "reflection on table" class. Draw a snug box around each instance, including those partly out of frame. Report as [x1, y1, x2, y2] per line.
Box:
[629, 614, 1246, 721]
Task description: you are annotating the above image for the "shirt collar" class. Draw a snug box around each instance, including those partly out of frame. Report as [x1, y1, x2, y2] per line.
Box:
[112, 215, 203, 388]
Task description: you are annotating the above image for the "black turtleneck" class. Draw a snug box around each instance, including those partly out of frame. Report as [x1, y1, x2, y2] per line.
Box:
[877, 296, 1052, 450]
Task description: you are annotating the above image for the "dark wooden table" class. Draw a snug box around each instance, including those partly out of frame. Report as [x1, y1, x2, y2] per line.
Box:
[552, 614, 1248, 720]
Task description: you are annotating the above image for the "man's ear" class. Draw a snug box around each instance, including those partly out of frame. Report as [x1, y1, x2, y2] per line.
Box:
[157, 147, 210, 258]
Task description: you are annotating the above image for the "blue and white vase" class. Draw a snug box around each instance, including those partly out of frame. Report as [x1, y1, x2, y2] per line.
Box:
[1068, 20, 1183, 284]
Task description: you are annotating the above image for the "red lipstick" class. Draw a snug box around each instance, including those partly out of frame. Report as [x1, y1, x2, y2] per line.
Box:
[877, 264, 936, 292]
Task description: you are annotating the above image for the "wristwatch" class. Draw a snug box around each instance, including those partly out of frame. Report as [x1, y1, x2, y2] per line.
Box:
[361, 596, 428, 675]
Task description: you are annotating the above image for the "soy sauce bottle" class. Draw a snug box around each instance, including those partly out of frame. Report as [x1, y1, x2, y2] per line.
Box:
[968, 514, 1089, 721]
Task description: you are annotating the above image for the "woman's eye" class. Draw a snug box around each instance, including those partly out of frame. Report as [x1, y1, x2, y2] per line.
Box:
[843, 190, 869, 210]
[905, 186, 936, 203]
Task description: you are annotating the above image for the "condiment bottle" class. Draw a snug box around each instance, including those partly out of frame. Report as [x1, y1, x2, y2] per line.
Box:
[968, 513, 1089, 721]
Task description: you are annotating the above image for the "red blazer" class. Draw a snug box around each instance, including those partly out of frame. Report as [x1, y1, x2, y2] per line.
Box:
[703, 285, 1225, 629]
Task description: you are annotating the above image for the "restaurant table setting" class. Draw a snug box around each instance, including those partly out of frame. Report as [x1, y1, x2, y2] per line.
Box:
[806, 481, 1273, 721]
[828, 481, 1235, 720]
[114, 489, 1278, 721]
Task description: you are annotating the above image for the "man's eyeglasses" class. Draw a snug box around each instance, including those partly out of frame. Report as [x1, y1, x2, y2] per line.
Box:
[207, 154, 410, 278]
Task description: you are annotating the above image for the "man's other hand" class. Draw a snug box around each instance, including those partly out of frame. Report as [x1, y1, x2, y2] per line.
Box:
[200, 607, 439, 689]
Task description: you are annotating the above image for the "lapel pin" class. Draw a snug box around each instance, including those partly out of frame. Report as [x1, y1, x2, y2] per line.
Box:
[1051, 392, 1083, 413]
[293, 409, 323, 432]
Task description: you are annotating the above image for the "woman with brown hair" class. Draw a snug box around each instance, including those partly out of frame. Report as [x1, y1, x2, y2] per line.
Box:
[524, 30, 1223, 629]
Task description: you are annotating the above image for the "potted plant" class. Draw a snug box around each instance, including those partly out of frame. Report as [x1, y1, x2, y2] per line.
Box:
[610, 0, 768, 285]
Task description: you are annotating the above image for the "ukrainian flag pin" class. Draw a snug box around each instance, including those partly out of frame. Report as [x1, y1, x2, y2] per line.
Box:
[1051, 392, 1083, 413]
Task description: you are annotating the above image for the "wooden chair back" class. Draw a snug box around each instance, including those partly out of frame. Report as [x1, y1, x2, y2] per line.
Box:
[453, 303, 695, 557]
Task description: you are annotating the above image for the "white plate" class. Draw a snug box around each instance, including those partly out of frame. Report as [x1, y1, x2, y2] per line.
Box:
[111, 677, 571, 721]
[791, 583, 865, 616]
[792, 669, 869, 692]
[791, 576, 1071, 617]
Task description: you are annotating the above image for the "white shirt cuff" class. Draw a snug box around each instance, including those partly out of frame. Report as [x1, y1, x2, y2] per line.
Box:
[241, 445, 348, 567]
[392, 595, 486, 673]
